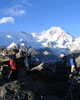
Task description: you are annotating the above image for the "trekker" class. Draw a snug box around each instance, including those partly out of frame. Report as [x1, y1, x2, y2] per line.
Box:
[27, 52, 31, 62]
[18, 51, 30, 75]
[18, 51, 26, 68]
[59, 54, 67, 65]
[9, 49, 18, 81]
[24, 53, 30, 74]
[69, 54, 77, 76]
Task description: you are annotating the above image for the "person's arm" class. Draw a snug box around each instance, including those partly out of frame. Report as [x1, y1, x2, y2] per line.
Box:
[10, 60, 16, 69]
[70, 58, 73, 66]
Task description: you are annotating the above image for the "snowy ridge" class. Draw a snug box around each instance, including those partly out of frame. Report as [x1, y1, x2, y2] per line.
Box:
[31, 27, 77, 55]
[0, 31, 41, 49]
[32, 27, 74, 46]
[0, 27, 80, 55]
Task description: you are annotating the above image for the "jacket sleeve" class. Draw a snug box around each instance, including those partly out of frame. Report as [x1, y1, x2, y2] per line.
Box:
[10, 60, 16, 70]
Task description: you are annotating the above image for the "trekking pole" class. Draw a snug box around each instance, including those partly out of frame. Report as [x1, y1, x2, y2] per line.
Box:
[8, 70, 12, 80]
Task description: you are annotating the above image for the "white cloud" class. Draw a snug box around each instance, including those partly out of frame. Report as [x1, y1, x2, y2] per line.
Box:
[5, 5, 26, 16]
[0, 17, 15, 24]
[9, 8, 26, 16]
[0, 0, 31, 16]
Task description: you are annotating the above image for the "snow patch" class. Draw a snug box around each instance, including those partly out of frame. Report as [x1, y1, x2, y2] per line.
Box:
[7, 42, 18, 49]
[7, 35, 12, 38]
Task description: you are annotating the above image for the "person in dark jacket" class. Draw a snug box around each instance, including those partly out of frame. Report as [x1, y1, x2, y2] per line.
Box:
[9, 50, 18, 81]
[20, 51, 30, 72]
[18, 51, 26, 68]
[17, 51, 30, 77]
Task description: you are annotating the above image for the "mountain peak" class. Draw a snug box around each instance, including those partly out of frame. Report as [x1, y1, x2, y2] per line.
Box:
[49, 26, 62, 31]
[35, 26, 73, 43]
[43, 26, 66, 37]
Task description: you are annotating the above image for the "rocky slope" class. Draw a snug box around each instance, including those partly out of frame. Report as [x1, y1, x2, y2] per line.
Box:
[0, 54, 80, 100]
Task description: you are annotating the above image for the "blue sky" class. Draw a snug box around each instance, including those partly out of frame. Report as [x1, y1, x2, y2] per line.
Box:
[0, 0, 80, 38]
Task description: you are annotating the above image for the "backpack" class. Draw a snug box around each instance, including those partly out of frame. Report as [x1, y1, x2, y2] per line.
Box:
[24, 57, 29, 67]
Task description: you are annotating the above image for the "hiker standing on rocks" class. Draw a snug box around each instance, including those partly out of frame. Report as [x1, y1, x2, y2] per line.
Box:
[24, 52, 30, 74]
[70, 54, 77, 76]
[59, 54, 67, 65]
[27, 52, 31, 64]
[18, 51, 30, 74]
[24, 54, 29, 70]
[9, 49, 18, 81]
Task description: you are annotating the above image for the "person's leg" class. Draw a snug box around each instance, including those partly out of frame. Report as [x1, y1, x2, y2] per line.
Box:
[11, 70, 17, 81]
[26, 67, 30, 75]
[71, 65, 75, 73]
[69, 65, 75, 78]
[14, 70, 18, 80]
[11, 70, 14, 81]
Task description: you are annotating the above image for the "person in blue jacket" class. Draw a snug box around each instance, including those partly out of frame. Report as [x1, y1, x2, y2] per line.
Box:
[70, 54, 77, 76]
[24, 53, 30, 72]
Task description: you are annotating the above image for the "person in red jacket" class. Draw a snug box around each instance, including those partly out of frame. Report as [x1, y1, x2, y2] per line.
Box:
[9, 49, 18, 81]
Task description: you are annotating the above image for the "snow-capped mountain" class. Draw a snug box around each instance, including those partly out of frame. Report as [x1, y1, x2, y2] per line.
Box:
[32, 27, 74, 47]
[0, 27, 80, 55]
[31, 27, 76, 55]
